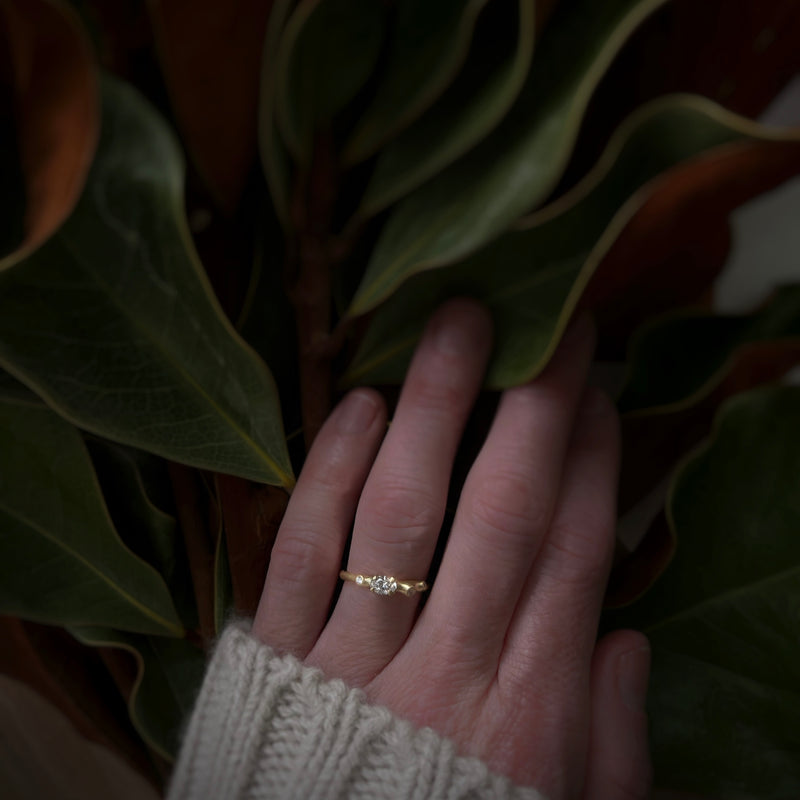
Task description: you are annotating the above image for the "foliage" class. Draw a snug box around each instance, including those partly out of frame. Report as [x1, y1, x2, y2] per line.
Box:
[1, 0, 799, 795]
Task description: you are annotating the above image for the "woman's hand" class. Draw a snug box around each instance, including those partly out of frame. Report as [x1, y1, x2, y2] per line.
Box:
[251, 299, 651, 799]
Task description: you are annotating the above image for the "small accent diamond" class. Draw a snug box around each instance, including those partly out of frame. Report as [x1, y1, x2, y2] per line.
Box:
[355, 575, 364, 585]
[369, 575, 397, 596]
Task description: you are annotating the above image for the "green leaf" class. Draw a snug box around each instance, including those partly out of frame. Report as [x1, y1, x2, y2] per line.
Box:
[275, 0, 387, 166]
[342, 0, 489, 165]
[0, 399, 183, 636]
[69, 627, 206, 761]
[85, 437, 198, 629]
[348, 0, 670, 317]
[607, 386, 800, 797]
[355, 0, 535, 219]
[345, 96, 793, 389]
[0, 76, 294, 488]
[618, 285, 800, 413]
[0, 369, 43, 404]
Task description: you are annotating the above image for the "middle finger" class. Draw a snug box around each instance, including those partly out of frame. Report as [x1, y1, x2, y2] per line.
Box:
[308, 299, 492, 683]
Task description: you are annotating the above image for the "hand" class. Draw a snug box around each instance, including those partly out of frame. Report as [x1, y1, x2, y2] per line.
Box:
[252, 299, 652, 799]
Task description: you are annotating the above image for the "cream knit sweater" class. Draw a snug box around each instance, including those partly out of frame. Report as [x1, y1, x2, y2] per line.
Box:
[168, 621, 545, 800]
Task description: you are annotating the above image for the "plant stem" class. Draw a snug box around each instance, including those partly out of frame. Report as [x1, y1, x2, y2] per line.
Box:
[168, 463, 216, 643]
[289, 132, 339, 451]
[215, 475, 288, 616]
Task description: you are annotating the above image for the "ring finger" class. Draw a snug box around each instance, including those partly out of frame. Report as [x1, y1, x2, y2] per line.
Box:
[308, 299, 492, 684]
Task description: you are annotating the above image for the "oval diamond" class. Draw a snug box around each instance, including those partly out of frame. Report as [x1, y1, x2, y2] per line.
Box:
[369, 575, 397, 596]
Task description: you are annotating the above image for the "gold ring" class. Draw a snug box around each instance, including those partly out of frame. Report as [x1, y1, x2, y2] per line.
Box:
[339, 570, 428, 597]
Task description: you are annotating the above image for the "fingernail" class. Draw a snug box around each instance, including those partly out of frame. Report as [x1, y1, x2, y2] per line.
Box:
[336, 391, 379, 434]
[430, 301, 490, 356]
[618, 645, 651, 713]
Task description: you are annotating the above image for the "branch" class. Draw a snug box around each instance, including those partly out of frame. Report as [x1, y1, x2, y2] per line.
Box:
[168, 463, 216, 644]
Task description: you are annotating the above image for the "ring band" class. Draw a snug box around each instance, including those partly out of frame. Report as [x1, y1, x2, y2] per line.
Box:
[340, 570, 428, 597]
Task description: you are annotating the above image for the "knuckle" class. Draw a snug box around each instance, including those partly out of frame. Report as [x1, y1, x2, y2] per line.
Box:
[406, 370, 466, 415]
[466, 469, 546, 539]
[365, 482, 441, 544]
[541, 519, 612, 587]
[305, 440, 363, 498]
[270, 531, 330, 585]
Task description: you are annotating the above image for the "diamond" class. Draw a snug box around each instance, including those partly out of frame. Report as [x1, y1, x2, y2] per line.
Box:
[355, 575, 364, 585]
[369, 575, 397, 596]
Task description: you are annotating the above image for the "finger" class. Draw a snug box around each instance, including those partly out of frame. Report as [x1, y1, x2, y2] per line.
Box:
[309, 299, 492, 683]
[252, 389, 386, 658]
[584, 630, 652, 800]
[413, 315, 596, 664]
[504, 387, 620, 677]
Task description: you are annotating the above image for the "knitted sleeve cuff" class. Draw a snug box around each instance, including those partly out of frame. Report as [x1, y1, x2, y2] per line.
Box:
[167, 620, 546, 800]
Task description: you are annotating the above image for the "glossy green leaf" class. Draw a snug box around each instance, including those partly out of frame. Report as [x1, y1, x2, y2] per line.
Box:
[0, 369, 43, 404]
[345, 96, 794, 389]
[85, 437, 198, 629]
[0, 76, 294, 488]
[0, 399, 183, 636]
[618, 285, 800, 413]
[348, 0, 670, 317]
[607, 386, 800, 797]
[342, 0, 488, 165]
[275, 0, 387, 166]
[69, 627, 206, 760]
[259, 0, 296, 227]
[355, 0, 535, 219]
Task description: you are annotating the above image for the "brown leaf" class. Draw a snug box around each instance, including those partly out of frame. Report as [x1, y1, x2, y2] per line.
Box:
[606, 511, 676, 608]
[611, 338, 800, 601]
[216, 474, 288, 616]
[148, 0, 274, 215]
[635, 0, 800, 118]
[583, 139, 800, 358]
[559, 0, 800, 193]
[0, 0, 98, 267]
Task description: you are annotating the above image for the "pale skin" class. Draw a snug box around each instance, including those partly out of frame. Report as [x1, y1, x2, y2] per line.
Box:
[252, 298, 652, 799]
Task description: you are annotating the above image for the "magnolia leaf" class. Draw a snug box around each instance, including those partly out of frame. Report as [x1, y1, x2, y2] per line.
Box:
[606, 510, 676, 609]
[148, 0, 274, 215]
[275, 0, 387, 166]
[0, 76, 294, 488]
[584, 138, 800, 354]
[345, 96, 797, 389]
[0, 399, 183, 636]
[259, 0, 295, 227]
[69, 627, 206, 761]
[85, 438, 197, 629]
[354, 0, 535, 218]
[618, 285, 800, 413]
[342, 0, 489, 165]
[0, 369, 44, 404]
[0, 0, 98, 269]
[347, 0, 671, 316]
[607, 386, 800, 797]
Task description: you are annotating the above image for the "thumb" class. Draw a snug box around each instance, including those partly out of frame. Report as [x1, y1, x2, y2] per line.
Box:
[583, 630, 652, 800]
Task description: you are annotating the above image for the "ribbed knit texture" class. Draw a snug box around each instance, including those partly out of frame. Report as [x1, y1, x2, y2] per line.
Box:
[168, 621, 546, 800]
